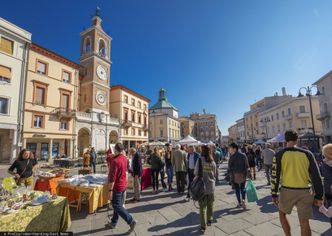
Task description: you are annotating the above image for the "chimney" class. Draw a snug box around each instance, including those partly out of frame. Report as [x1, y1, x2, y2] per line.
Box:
[282, 87, 286, 96]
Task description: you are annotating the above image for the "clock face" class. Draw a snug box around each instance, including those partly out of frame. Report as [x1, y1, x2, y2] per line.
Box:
[96, 91, 106, 105]
[96, 65, 107, 80]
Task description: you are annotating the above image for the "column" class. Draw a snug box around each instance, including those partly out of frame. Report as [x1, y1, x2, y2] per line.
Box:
[11, 130, 18, 163]
[22, 138, 27, 149]
[48, 139, 53, 163]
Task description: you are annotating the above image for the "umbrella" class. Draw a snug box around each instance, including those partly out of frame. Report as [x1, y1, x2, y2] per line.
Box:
[254, 139, 266, 145]
[267, 133, 285, 143]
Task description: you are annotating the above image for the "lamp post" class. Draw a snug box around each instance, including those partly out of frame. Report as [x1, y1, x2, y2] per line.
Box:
[298, 85, 321, 136]
[260, 117, 271, 140]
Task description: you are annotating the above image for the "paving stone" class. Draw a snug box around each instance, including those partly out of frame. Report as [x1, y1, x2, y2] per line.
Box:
[215, 218, 253, 234]
[244, 222, 284, 236]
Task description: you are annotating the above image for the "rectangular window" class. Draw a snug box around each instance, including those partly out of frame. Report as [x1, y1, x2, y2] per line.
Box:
[124, 109, 128, 121]
[60, 120, 69, 130]
[36, 60, 47, 75]
[326, 119, 330, 130]
[131, 98, 135, 106]
[276, 113, 279, 120]
[62, 71, 71, 83]
[160, 119, 163, 125]
[138, 101, 141, 109]
[0, 37, 13, 55]
[0, 65, 11, 83]
[35, 86, 46, 105]
[138, 113, 142, 124]
[33, 114, 44, 128]
[144, 115, 147, 125]
[144, 104, 147, 111]
[0, 97, 9, 114]
[132, 128, 136, 136]
[282, 111, 285, 117]
[131, 111, 135, 122]
[299, 105, 306, 113]
[61, 93, 70, 110]
[124, 128, 128, 135]
[288, 108, 291, 115]
[124, 95, 128, 104]
[301, 120, 307, 128]
[138, 129, 142, 136]
[160, 129, 163, 137]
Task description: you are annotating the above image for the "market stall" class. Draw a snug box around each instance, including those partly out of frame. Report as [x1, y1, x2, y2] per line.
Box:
[34, 169, 67, 194]
[54, 158, 78, 168]
[0, 189, 70, 232]
[57, 174, 108, 214]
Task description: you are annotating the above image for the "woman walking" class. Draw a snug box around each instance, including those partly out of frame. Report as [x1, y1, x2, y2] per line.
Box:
[246, 145, 256, 180]
[228, 143, 250, 209]
[148, 147, 163, 194]
[194, 145, 217, 233]
[8, 149, 38, 187]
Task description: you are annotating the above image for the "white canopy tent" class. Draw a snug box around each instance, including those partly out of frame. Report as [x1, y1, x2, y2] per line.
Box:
[267, 133, 285, 143]
[178, 135, 200, 145]
[149, 141, 166, 146]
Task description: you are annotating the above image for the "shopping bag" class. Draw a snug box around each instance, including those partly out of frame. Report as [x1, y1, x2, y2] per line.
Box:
[246, 180, 258, 203]
[2, 177, 17, 191]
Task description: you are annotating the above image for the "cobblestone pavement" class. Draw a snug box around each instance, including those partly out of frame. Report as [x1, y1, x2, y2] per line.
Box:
[68, 162, 332, 236]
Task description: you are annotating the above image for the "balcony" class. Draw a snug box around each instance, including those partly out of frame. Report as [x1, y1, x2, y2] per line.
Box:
[296, 112, 310, 118]
[316, 111, 331, 121]
[122, 120, 133, 128]
[54, 108, 76, 119]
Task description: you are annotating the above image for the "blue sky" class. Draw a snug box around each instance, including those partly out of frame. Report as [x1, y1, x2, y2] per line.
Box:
[2, 0, 332, 134]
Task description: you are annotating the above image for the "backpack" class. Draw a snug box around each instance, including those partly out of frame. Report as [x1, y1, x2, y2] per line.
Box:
[190, 158, 206, 202]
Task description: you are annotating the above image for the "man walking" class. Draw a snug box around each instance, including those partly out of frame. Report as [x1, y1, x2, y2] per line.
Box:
[90, 147, 97, 174]
[107, 143, 136, 233]
[271, 130, 323, 236]
[172, 144, 187, 194]
[186, 145, 199, 200]
[130, 148, 142, 202]
[261, 143, 275, 185]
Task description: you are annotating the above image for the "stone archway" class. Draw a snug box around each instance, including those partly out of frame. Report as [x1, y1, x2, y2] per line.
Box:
[78, 128, 90, 156]
[109, 130, 118, 144]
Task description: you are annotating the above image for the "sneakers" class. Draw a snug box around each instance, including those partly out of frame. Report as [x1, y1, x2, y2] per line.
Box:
[106, 221, 117, 229]
[241, 200, 247, 210]
[128, 220, 137, 234]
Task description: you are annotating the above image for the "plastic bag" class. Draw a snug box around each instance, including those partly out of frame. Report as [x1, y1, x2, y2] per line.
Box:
[2, 177, 17, 191]
[246, 179, 258, 202]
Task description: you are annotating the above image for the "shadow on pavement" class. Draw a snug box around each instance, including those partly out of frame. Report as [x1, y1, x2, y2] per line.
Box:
[148, 212, 199, 233]
[214, 207, 247, 218]
[256, 195, 277, 213]
[128, 199, 185, 214]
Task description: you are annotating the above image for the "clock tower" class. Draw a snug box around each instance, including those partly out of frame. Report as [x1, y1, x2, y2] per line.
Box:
[79, 7, 111, 113]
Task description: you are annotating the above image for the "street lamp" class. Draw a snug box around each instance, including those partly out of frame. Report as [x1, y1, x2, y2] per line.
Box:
[260, 117, 271, 140]
[297, 85, 321, 136]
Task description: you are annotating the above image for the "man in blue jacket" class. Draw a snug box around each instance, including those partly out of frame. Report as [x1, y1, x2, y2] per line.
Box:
[130, 148, 142, 202]
[187, 145, 200, 200]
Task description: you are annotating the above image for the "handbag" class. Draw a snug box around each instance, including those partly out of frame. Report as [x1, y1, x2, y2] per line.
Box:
[15, 159, 30, 186]
[233, 172, 246, 184]
[190, 158, 206, 202]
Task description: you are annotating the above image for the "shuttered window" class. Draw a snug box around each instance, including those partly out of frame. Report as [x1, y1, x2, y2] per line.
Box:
[0, 97, 9, 114]
[37, 61, 47, 75]
[62, 71, 70, 83]
[35, 86, 45, 105]
[0, 65, 11, 83]
[61, 93, 70, 110]
[0, 37, 13, 55]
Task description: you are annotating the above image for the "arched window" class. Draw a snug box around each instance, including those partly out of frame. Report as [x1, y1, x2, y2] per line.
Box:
[84, 37, 91, 53]
[98, 39, 106, 57]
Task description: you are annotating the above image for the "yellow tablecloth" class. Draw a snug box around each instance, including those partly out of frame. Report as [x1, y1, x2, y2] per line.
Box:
[0, 196, 71, 232]
[57, 183, 108, 214]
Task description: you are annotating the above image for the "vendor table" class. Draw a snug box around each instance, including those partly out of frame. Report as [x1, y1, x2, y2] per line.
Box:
[57, 183, 108, 214]
[54, 158, 78, 168]
[0, 196, 71, 232]
[34, 175, 65, 195]
[141, 168, 152, 191]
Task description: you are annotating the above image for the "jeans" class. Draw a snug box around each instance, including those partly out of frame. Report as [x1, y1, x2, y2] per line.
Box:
[111, 191, 133, 225]
[264, 164, 272, 183]
[151, 169, 160, 191]
[234, 182, 246, 204]
[187, 169, 195, 197]
[256, 158, 262, 171]
[176, 171, 186, 193]
[199, 194, 214, 228]
[166, 165, 174, 185]
[160, 168, 167, 189]
[91, 162, 96, 174]
[133, 176, 141, 200]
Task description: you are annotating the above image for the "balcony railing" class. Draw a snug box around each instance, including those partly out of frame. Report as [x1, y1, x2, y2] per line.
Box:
[54, 108, 76, 118]
[122, 120, 133, 128]
[316, 111, 331, 121]
[296, 112, 310, 118]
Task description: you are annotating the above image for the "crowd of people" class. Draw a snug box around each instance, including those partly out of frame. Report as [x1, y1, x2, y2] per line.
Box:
[5, 128, 332, 234]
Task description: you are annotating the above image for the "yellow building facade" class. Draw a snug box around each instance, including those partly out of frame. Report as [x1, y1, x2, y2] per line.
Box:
[23, 43, 79, 159]
[109, 85, 149, 149]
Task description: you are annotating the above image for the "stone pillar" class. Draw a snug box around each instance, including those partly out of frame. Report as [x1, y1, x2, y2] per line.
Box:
[22, 138, 27, 149]
[48, 139, 53, 163]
